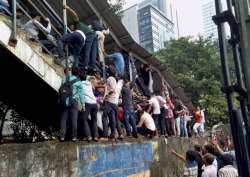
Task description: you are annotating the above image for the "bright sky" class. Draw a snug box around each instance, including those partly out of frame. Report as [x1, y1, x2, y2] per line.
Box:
[123, 0, 204, 37]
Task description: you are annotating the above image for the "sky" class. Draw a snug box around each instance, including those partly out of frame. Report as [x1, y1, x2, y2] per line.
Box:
[123, 0, 204, 37]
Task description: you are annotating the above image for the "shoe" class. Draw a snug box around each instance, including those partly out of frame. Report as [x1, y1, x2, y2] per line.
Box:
[99, 137, 109, 141]
[72, 137, 77, 142]
[93, 138, 99, 142]
[87, 137, 92, 142]
[133, 134, 138, 139]
[59, 137, 65, 142]
[127, 134, 133, 138]
[118, 134, 124, 140]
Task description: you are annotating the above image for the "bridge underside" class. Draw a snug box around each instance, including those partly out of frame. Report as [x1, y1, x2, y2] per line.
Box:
[0, 45, 59, 129]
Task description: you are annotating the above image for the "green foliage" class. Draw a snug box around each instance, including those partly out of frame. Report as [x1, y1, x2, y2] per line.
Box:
[155, 37, 235, 127]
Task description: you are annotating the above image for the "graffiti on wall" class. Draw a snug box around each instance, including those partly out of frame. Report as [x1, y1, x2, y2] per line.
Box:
[78, 143, 154, 177]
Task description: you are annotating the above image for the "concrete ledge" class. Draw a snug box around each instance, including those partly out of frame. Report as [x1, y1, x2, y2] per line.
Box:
[0, 138, 201, 177]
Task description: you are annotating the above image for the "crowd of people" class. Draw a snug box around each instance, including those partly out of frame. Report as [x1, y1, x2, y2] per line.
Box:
[57, 63, 207, 142]
[0, 2, 208, 142]
[171, 134, 238, 177]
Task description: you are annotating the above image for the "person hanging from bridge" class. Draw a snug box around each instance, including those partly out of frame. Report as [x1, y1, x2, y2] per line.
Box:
[105, 49, 125, 77]
[62, 5, 98, 74]
[24, 13, 56, 53]
[55, 5, 86, 69]
[0, 0, 11, 16]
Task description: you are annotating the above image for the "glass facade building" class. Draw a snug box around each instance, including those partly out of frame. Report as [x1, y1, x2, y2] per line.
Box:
[202, 0, 218, 39]
[138, 4, 175, 53]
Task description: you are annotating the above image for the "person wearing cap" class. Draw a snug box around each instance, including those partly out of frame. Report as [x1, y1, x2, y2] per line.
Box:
[218, 154, 238, 177]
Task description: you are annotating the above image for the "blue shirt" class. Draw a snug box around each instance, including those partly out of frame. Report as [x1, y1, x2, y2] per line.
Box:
[107, 53, 125, 75]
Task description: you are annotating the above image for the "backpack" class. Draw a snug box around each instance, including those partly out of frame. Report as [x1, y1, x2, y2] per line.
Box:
[58, 78, 79, 108]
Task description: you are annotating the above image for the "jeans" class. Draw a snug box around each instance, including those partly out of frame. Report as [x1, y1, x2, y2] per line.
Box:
[186, 120, 192, 137]
[167, 118, 176, 136]
[180, 116, 187, 137]
[159, 108, 167, 135]
[59, 100, 78, 138]
[102, 102, 121, 137]
[80, 32, 98, 71]
[137, 127, 155, 137]
[80, 103, 98, 138]
[193, 123, 202, 134]
[124, 109, 137, 136]
[57, 32, 85, 68]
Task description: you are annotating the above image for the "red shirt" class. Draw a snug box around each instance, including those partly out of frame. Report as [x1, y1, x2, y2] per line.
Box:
[194, 111, 202, 123]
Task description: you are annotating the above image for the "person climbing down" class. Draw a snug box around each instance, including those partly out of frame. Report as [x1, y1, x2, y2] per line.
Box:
[55, 5, 86, 68]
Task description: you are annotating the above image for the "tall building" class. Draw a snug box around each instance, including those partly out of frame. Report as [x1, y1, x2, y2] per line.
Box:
[122, 0, 176, 53]
[139, 0, 167, 16]
[202, 0, 218, 39]
[138, 4, 175, 53]
[122, 5, 140, 43]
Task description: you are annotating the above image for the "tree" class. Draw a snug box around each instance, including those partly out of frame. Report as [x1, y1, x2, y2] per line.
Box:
[155, 37, 236, 127]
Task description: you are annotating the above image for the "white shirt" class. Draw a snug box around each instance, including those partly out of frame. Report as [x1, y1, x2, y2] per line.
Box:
[114, 79, 123, 105]
[82, 80, 96, 104]
[202, 165, 217, 177]
[148, 97, 161, 115]
[75, 30, 86, 40]
[218, 165, 238, 177]
[138, 112, 156, 131]
[201, 110, 205, 123]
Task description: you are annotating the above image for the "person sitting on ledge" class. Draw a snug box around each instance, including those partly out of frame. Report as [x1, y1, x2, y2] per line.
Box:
[137, 109, 156, 138]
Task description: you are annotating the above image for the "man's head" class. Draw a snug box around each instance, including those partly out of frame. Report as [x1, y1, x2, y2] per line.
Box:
[16, 9, 24, 18]
[69, 23, 76, 31]
[203, 153, 215, 166]
[108, 65, 117, 78]
[64, 67, 72, 75]
[124, 79, 130, 87]
[221, 154, 234, 166]
[186, 150, 197, 162]
[137, 109, 145, 117]
[79, 72, 87, 81]
[203, 144, 215, 155]
[30, 13, 41, 21]
[194, 144, 202, 153]
[71, 67, 79, 76]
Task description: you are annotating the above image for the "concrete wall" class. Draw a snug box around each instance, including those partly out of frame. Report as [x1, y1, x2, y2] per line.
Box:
[0, 138, 196, 177]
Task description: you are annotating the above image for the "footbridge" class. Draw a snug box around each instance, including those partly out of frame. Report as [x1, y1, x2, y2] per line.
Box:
[0, 0, 192, 129]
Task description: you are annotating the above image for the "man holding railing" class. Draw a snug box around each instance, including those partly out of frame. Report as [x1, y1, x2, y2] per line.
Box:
[64, 5, 98, 74]
[55, 5, 86, 68]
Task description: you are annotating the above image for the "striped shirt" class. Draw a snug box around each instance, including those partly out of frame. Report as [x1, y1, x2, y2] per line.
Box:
[218, 165, 238, 177]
